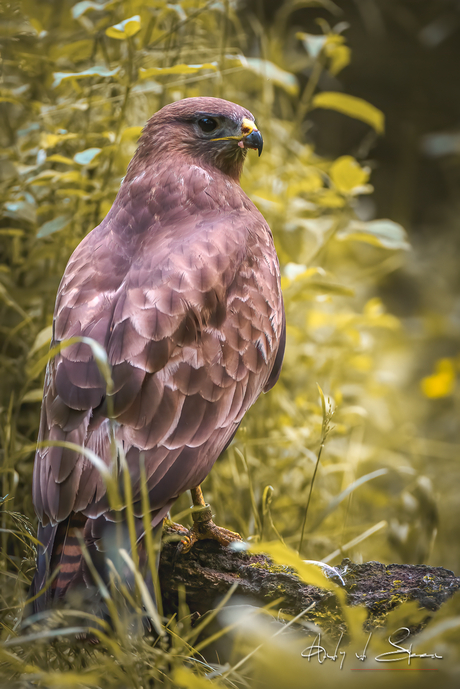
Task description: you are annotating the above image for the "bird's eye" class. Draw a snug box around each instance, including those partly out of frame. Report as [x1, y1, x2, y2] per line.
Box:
[198, 117, 218, 133]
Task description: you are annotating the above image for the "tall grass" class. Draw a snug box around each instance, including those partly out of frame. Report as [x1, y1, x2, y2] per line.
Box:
[1, 0, 460, 686]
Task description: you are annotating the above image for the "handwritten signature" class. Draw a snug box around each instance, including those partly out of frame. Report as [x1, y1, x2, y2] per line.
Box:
[301, 627, 442, 669]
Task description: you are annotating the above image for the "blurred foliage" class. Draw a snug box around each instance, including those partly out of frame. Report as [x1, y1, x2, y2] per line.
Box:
[1, 0, 460, 686]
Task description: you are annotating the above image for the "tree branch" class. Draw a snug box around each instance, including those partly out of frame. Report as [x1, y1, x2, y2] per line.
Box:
[159, 534, 460, 632]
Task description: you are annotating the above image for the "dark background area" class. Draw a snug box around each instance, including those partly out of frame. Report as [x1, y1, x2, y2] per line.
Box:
[258, 0, 460, 235]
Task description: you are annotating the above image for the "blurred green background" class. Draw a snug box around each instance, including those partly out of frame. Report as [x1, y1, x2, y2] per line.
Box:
[1, 0, 460, 686]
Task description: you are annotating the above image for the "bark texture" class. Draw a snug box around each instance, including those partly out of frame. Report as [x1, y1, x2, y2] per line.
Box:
[159, 534, 460, 632]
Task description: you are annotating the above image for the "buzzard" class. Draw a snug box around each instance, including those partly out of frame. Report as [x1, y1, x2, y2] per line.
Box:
[30, 97, 285, 614]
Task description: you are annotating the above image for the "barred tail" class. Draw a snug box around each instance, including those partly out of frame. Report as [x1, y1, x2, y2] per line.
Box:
[28, 513, 86, 615]
[51, 512, 86, 599]
[27, 512, 163, 630]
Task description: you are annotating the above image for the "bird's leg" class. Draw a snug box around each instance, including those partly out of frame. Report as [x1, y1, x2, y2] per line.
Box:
[177, 485, 242, 553]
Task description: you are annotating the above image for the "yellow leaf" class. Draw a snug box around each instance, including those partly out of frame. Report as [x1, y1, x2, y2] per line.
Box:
[29, 171, 59, 185]
[287, 171, 323, 195]
[58, 171, 83, 183]
[21, 389, 44, 403]
[139, 63, 217, 79]
[29, 18, 42, 34]
[100, 200, 112, 217]
[363, 298, 400, 329]
[337, 220, 410, 250]
[41, 133, 59, 148]
[324, 37, 351, 76]
[243, 57, 299, 96]
[314, 188, 346, 208]
[307, 311, 330, 329]
[29, 324, 53, 356]
[46, 154, 75, 165]
[350, 354, 373, 372]
[32, 670, 102, 687]
[120, 126, 143, 141]
[174, 667, 223, 689]
[249, 541, 338, 590]
[106, 15, 141, 40]
[41, 133, 78, 148]
[329, 45, 350, 75]
[421, 359, 456, 398]
[312, 92, 385, 134]
[364, 297, 385, 317]
[330, 155, 369, 193]
[52, 66, 120, 88]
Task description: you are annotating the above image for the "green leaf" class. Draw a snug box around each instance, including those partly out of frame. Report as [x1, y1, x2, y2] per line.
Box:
[37, 214, 71, 238]
[53, 66, 120, 88]
[73, 147, 101, 165]
[139, 63, 218, 79]
[312, 92, 384, 134]
[106, 15, 141, 40]
[337, 219, 410, 250]
[243, 58, 299, 96]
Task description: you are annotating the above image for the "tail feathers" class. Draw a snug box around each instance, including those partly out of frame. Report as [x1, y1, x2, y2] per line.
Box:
[27, 511, 163, 628]
[51, 512, 87, 600]
[28, 521, 58, 615]
[29, 513, 86, 615]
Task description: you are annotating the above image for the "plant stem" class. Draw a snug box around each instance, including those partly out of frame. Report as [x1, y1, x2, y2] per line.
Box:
[298, 440, 324, 556]
[294, 56, 324, 133]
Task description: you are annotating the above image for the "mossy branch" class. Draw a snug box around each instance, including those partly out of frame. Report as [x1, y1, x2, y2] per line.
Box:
[159, 533, 460, 635]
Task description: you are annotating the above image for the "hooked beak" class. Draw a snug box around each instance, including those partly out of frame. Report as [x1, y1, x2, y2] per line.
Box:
[240, 117, 263, 156]
[211, 117, 263, 156]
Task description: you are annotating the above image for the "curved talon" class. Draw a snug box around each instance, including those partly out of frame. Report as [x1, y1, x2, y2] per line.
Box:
[166, 516, 242, 555]
[178, 530, 198, 554]
[165, 492, 242, 555]
[180, 517, 242, 553]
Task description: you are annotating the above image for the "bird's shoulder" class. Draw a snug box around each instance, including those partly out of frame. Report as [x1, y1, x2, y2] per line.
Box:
[53, 160, 280, 352]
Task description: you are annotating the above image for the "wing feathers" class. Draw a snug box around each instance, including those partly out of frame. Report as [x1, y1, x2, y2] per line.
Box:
[34, 171, 284, 538]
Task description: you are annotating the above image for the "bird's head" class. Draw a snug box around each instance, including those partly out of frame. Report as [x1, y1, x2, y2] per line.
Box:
[130, 97, 263, 181]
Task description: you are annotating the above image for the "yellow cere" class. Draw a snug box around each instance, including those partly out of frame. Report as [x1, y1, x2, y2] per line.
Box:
[211, 117, 257, 142]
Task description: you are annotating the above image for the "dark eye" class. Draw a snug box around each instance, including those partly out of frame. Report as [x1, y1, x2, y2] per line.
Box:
[198, 117, 218, 133]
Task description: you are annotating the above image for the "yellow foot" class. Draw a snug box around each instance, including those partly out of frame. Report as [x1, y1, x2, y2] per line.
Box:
[170, 504, 242, 554]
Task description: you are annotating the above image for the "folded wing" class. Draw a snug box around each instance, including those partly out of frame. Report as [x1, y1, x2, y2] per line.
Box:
[33, 209, 284, 528]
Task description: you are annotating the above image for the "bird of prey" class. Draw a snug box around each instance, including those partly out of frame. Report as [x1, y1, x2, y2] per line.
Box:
[30, 97, 285, 614]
